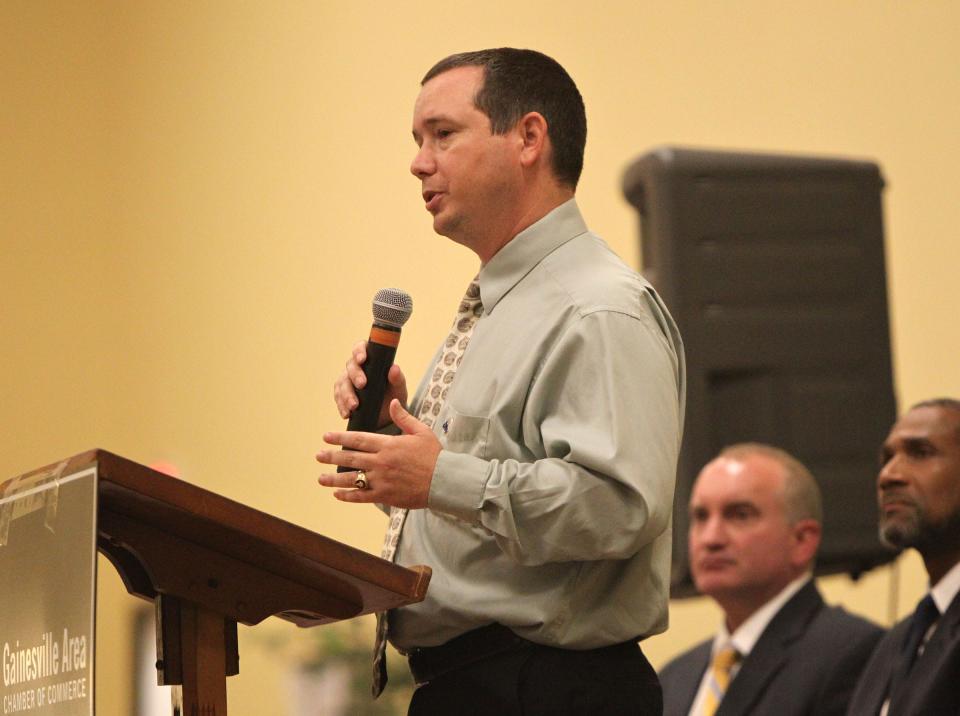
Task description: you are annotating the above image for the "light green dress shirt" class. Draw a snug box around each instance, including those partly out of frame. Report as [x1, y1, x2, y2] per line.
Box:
[391, 199, 686, 651]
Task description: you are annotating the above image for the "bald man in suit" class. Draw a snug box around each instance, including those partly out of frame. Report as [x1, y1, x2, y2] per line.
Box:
[847, 398, 960, 715]
[659, 444, 882, 716]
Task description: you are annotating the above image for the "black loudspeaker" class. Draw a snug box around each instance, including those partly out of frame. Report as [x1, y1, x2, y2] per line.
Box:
[622, 147, 897, 597]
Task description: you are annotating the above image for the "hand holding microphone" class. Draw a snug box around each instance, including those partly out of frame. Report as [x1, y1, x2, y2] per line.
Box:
[335, 288, 413, 473]
[321, 288, 440, 502]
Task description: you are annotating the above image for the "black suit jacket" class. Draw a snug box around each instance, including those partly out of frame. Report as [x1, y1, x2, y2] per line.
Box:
[659, 581, 883, 716]
[847, 589, 960, 715]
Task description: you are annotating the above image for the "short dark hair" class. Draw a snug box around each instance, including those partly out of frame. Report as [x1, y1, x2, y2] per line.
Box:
[910, 397, 960, 444]
[911, 397, 960, 414]
[422, 48, 587, 189]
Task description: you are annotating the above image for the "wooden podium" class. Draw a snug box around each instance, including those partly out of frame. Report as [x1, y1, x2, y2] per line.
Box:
[16, 450, 431, 716]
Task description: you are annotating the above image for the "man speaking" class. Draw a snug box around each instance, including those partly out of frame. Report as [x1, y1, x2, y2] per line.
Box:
[316, 48, 685, 715]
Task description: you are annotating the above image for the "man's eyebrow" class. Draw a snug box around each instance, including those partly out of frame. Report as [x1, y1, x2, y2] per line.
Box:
[903, 436, 935, 451]
[723, 501, 758, 513]
[879, 436, 936, 463]
[689, 499, 753, 510]
[413, 115, 461, 142]
[418, 114, 461, 129]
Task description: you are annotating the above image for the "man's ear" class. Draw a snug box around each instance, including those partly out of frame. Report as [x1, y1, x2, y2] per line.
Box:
[517, 111, 548, 168]
[790, 518, 822, 568]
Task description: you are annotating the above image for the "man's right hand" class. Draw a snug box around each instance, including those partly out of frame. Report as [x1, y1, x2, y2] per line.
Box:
[333, 340, 409, 429]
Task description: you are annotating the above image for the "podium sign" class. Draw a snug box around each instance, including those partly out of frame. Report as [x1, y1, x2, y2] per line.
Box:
[1, 450, 430, 716]
[0, 464, 96, 715]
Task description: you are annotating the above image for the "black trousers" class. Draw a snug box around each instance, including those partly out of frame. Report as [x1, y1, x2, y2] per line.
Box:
[407, 639, 662, 716]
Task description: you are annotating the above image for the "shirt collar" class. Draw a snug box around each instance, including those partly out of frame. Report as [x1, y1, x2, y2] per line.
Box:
[930, 559, 960, 614]
[714, 573, 813, 658]
[477, 198, 588, 315]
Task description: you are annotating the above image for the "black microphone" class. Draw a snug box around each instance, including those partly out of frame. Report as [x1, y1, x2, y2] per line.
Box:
[338, 288, 413, 472]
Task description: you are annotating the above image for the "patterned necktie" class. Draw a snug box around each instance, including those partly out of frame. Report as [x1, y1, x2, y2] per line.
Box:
[371, 277, 483, 697]
[702, 646, 740, 716]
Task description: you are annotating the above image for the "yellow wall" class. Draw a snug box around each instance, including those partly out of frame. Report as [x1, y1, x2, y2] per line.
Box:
[2, 2, 958, 713]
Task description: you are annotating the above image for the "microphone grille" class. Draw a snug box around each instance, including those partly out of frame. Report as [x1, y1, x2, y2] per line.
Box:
[372, 288, 413, 328]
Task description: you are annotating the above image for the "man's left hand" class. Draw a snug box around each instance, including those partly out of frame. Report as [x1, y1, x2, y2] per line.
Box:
[316, 399, 440, 508]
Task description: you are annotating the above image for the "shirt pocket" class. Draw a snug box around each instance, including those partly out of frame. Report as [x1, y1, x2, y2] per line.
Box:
[440, 408, 491, 461]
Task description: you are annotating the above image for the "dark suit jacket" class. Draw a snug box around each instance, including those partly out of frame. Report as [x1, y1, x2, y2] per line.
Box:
[847, 589, 960, 715]
[659, 581, 883, 716]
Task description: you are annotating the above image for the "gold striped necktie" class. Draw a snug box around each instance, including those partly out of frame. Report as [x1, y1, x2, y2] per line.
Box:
[702, 646, 740, 716]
